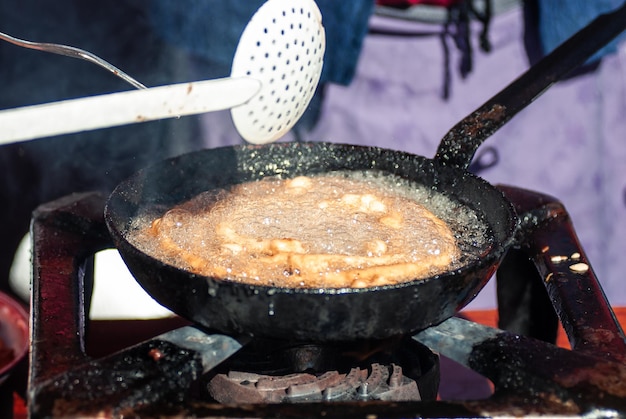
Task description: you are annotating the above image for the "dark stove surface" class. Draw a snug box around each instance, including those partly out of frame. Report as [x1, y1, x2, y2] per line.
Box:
[25, 186, 626, 417]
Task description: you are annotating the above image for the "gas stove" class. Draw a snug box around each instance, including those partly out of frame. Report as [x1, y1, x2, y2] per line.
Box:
[22, 184, 626, 417]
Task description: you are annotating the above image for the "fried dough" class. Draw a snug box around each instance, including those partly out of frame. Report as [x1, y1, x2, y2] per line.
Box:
[139, 174, 459, 288]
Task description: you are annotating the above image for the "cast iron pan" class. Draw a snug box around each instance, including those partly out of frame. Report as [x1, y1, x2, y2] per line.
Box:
[105, 5, 626, 342]
[106, 143, 515, 341]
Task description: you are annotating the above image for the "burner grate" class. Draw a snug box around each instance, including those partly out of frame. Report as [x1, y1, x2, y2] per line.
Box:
[208, 363, 423, 404]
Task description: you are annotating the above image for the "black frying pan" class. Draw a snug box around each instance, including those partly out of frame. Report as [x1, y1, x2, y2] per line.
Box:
[106, 143, 516, 341]
[105, 4, 626, 342]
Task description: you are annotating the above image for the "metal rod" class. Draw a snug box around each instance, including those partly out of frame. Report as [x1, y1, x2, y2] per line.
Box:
[0, 30, 147, 90]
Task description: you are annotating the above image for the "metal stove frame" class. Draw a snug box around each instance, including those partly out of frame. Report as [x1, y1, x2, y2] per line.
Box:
[26, 185, 626, 417]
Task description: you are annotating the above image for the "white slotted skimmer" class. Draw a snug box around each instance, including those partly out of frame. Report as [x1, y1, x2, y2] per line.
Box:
[0, 0, 325, 145]
[230, 0, 326, 144]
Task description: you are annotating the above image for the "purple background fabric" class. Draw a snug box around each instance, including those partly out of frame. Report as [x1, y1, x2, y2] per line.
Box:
[200, 5, 626, 308]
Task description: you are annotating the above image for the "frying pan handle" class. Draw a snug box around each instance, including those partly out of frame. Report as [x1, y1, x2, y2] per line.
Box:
[497, 185, 626, 362]
[435, 3, 626, 169]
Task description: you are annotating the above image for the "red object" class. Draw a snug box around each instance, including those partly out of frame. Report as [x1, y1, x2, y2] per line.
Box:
[13, 393, 27, 419]
[0, 291, 28, 383]
[376, 0, 465, 8]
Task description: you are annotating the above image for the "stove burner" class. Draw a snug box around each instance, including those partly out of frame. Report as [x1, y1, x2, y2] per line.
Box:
[206, 337, 438, 404]
[209, 363, 421, 403]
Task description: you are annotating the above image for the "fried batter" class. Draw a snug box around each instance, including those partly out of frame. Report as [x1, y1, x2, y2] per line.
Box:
[135, 174, 460, 288]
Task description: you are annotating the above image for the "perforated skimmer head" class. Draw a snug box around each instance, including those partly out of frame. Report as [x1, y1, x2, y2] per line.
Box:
[230, 0, 326, 144]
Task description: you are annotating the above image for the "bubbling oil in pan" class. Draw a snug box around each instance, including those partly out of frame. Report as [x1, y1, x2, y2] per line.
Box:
[128, 171, 492, 289]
